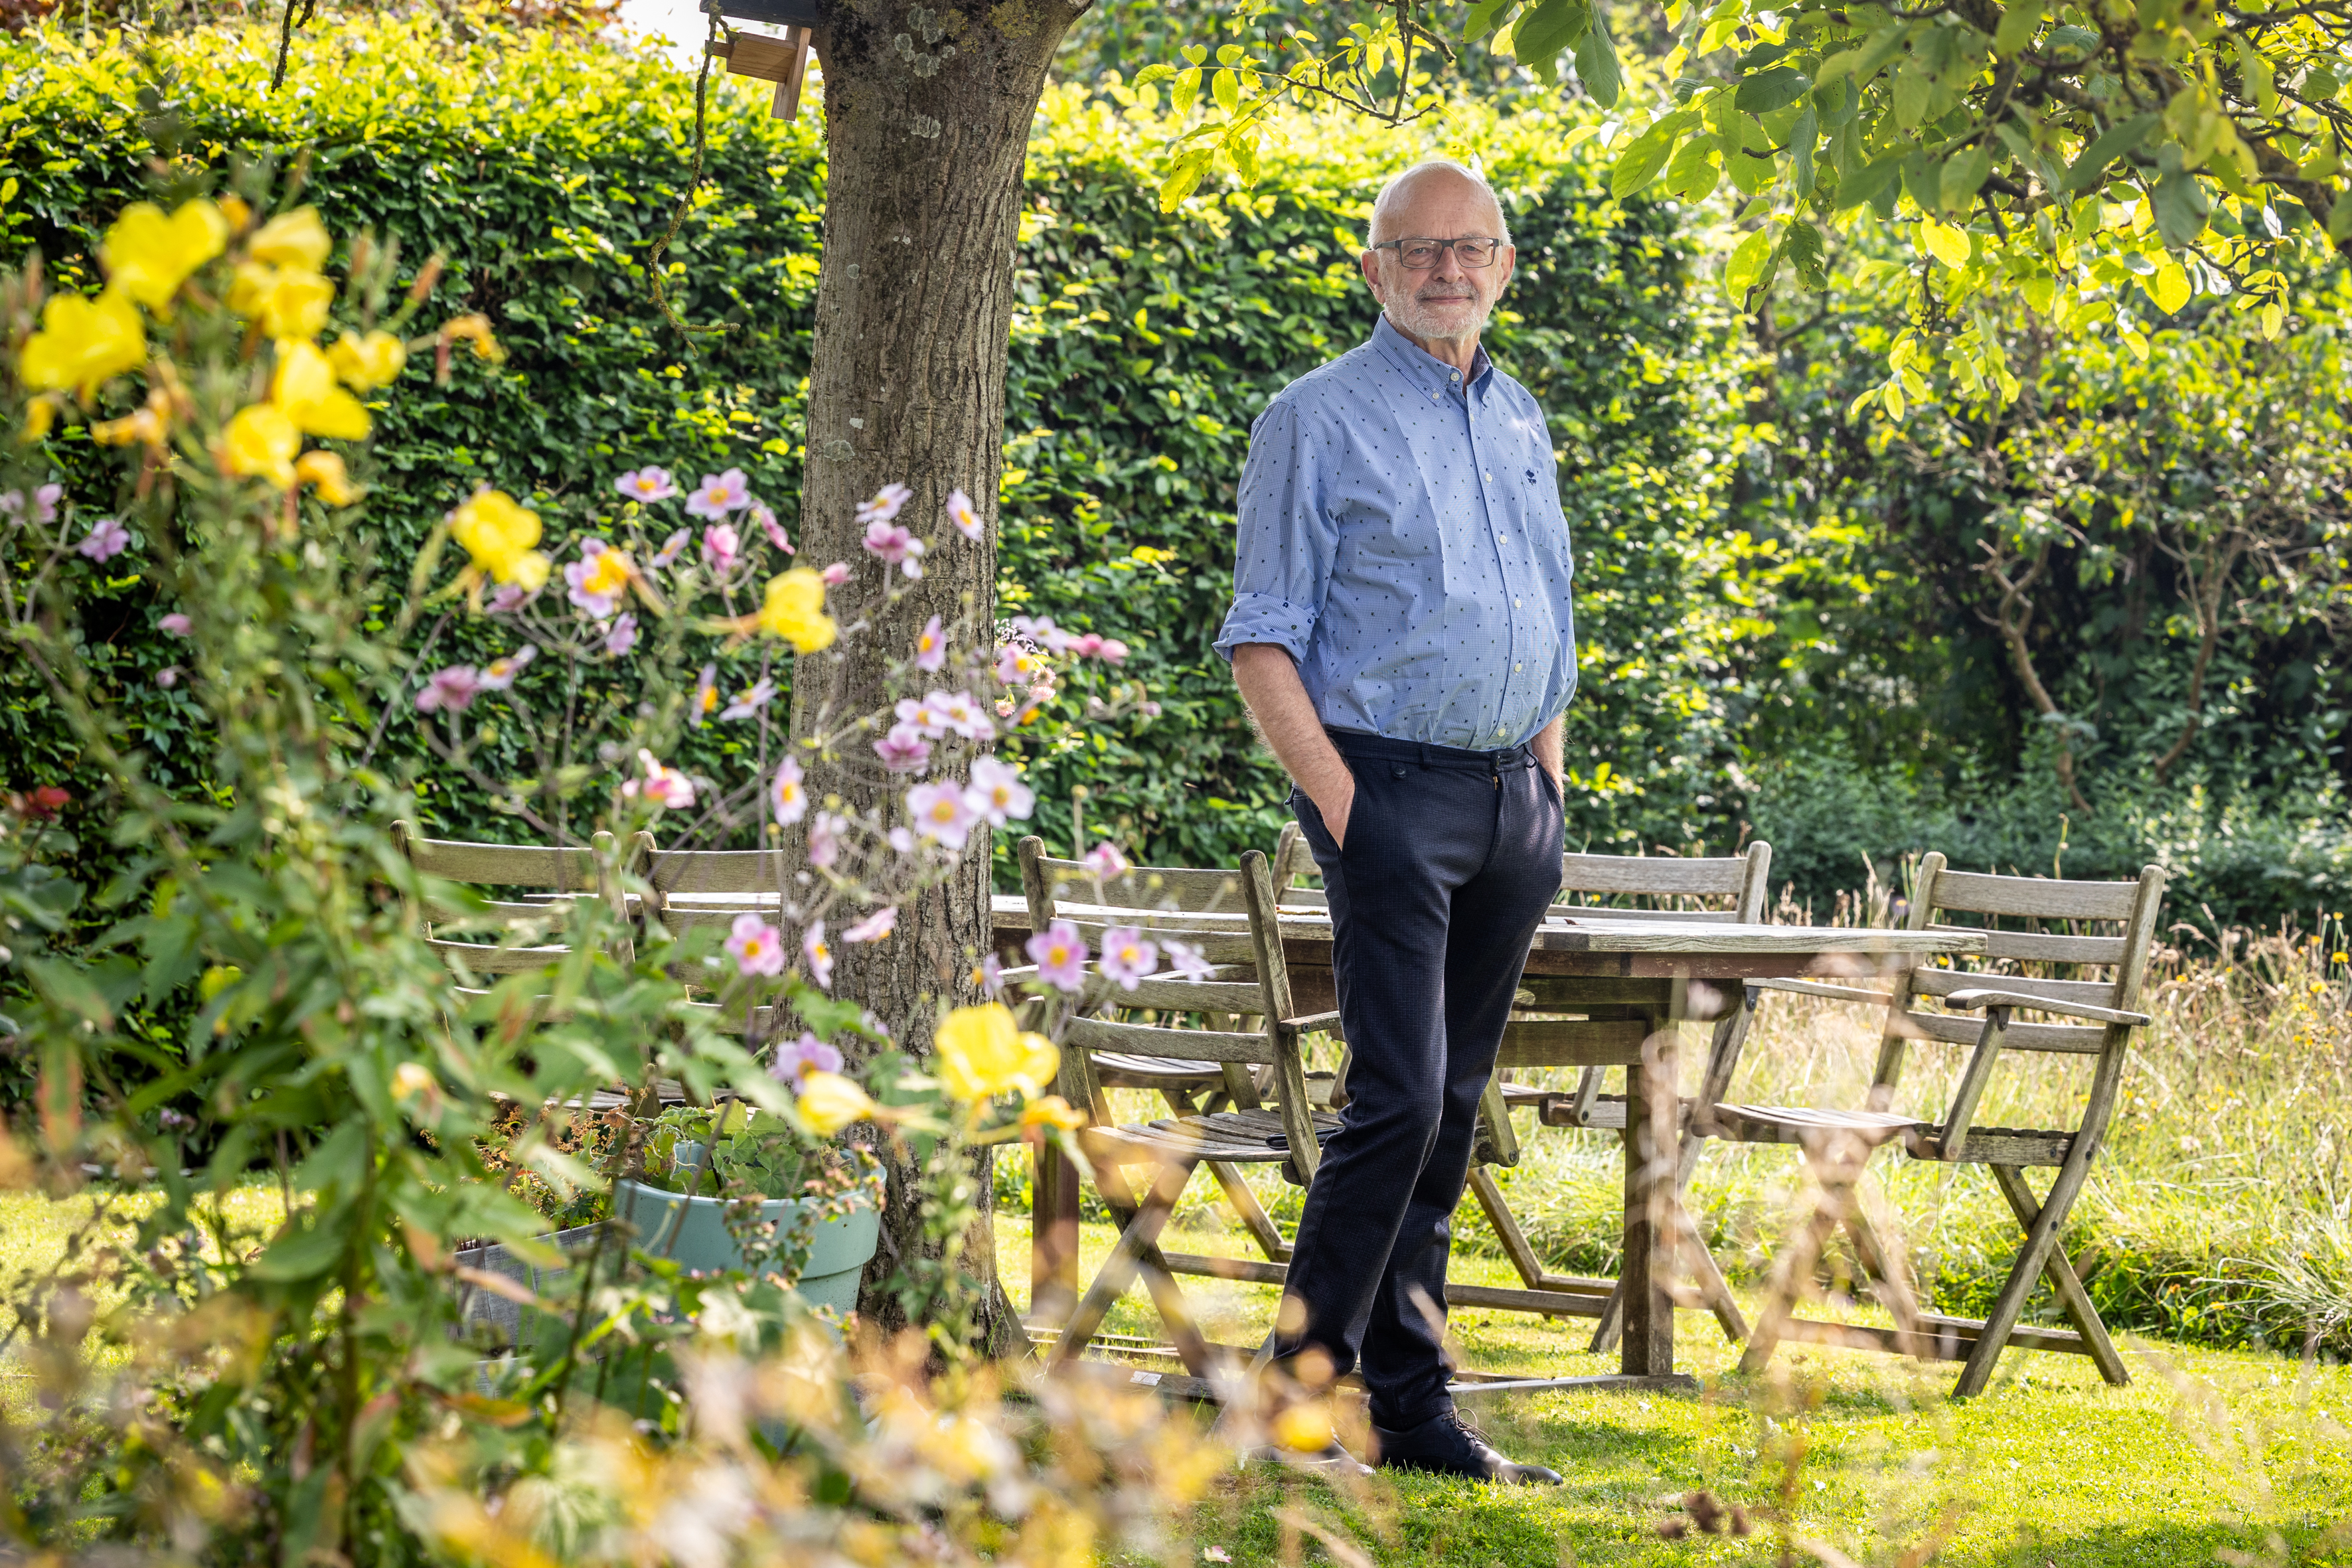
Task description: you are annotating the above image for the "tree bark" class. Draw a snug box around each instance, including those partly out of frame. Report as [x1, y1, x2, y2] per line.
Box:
[794, 0, 1085, 1354]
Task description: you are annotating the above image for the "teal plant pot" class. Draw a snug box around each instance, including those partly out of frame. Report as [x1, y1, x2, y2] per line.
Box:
[611, 1178, 878, 1316]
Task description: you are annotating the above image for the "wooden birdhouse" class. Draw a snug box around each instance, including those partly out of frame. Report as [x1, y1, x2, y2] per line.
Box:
[708, 0, 821, 121]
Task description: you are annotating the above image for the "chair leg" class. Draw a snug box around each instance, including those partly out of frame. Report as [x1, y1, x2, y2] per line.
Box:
[1741, 1138, 1868, 1375]
[1048, 1156, 1191, 1369]
[1952, 1150, 2100, 1397]
[1990, 1163, 2129, 1387]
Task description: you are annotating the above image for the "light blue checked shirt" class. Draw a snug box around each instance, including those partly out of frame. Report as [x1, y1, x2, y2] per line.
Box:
[1214, 316, 1578, 751]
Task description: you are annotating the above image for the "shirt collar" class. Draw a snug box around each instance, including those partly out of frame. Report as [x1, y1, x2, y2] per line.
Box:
[1371, 313, 1494, 398]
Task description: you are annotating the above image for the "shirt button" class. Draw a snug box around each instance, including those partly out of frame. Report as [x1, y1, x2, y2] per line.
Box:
[1514, 597, 1521, 607]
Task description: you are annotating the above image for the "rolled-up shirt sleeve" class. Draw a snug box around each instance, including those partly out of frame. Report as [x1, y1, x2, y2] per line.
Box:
[1214, 396, 1334, 663]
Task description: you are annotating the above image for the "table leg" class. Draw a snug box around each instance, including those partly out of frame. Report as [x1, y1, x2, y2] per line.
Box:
[1620, 998, 1681, 1375]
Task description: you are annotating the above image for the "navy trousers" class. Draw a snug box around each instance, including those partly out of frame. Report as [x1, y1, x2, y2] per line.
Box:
[1278, 728, 1564, 1431]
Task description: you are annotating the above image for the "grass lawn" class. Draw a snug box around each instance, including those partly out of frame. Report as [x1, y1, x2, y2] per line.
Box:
[993, 1212, 2352, 1568]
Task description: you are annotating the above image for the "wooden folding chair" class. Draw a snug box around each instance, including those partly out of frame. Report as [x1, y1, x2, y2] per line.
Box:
[1705, 854, 2167, 1396]
[1018, 833, 1338, 1324]
[1470, 844, 1773, 1348]
[391, 820, 639, 973]
[1041, 848, 1342, 1377]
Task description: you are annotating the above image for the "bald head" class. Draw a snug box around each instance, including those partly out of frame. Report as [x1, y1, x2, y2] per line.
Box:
[1364, 159, 1511, 250]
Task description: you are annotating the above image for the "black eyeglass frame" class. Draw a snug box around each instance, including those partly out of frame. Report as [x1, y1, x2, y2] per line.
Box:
[1369, 235, 1511, 270]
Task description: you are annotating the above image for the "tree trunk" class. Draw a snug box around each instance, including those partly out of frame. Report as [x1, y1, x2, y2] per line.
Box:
[794, 0, 1084, 1353]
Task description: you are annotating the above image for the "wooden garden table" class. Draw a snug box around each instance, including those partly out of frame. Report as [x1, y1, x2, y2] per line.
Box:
[994, 896, 1983, 1389]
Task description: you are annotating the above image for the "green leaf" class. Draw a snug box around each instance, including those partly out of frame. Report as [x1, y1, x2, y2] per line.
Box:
[2150, 171, 2211, 247]
[1734, 65, 1810, 114]
[1724, 225, 1776, 305]
[2150, 261, 2191, 313]
[1210, 67, 1239, 115]
[1171, 68, 1202, 118]
[1782, 218, 1827, 291]
[1992, 0, 2045, 57]
[2328, 196, 2352, 242]
[2047, 23, 2098, 54]
[1157, 149, 1212, 212]
[1131, 63, 1176, 86]
[250, 1217, 350, 1283]
[1817, 21, 1910, 87]
[25, 956, 115, 1028]
[1513, 0, 1591, 73]
[2066, 112, 2158, 191]
[1791, 105, 1819, 198]
[1835, 155, 1903, 210]
[1571, 11, 1622, 109]
[1464, 0, 1521, 41]
[1941, 144, 1992, 210]
[1666, 135, 1722, 201]
[1891, 64, 1932, 131]
[1608, 118, 1685, 200]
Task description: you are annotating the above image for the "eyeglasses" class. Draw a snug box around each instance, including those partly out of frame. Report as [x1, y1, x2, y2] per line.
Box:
[1372, 236, 1508, 270]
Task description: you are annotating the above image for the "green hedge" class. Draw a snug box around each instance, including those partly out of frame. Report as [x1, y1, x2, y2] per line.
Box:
[3, 17, 2347, 929]
[0, 20, 1765, 888]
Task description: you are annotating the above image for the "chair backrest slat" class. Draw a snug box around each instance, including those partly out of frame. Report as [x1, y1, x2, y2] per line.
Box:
[643, 846, 793, 898]
[1063, 1015, 1273, 1065]
[394, 821, 617, 893]
[1929, 868, 2144, 922]
[1553, 842, 1772, 923]
[1904, 1008, 2106, 1056]
[1936, 925, 2130, 966]
[1024, 852, 1252, 914]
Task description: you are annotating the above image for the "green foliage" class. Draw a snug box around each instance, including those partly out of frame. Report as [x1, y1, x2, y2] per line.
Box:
[1149, 0, 2352, 419]
[2, 15, 2345, 941]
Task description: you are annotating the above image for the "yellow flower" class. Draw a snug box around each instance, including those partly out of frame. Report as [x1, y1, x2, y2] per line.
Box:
[932, 1002, 1058, 1104]
[449, 488, 546, 586]
[248, 207, 331, 271]
[93, 387, 172, 449]
[1271, 1401, 1334, 1453]
[270, 339, 370, 439]
[19, 289, 145, 396]
[390, 1061, 437, 1099]
[757, 568, 838, 653]
[102, 198, 228, 311]
[440, 312, 506, 363]
[795, 1069, 877, 1135]
[296, 450, 359, 507]
[228, 263, 334, 341]
[21, 397, 58, 443]
[327, 329, 406, 391]
[1020, 1094, 1087, 1132]
[222, 402, 299, 489]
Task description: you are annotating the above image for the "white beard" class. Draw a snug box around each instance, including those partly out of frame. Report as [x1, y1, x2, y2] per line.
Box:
[1385, 285, 1494, 344]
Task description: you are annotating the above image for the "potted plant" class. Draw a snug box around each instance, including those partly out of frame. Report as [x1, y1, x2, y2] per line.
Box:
[617, 1099, 880, 1315]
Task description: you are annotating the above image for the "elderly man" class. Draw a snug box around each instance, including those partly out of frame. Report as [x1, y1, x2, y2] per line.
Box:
[1214, 158, 1574, 1484]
